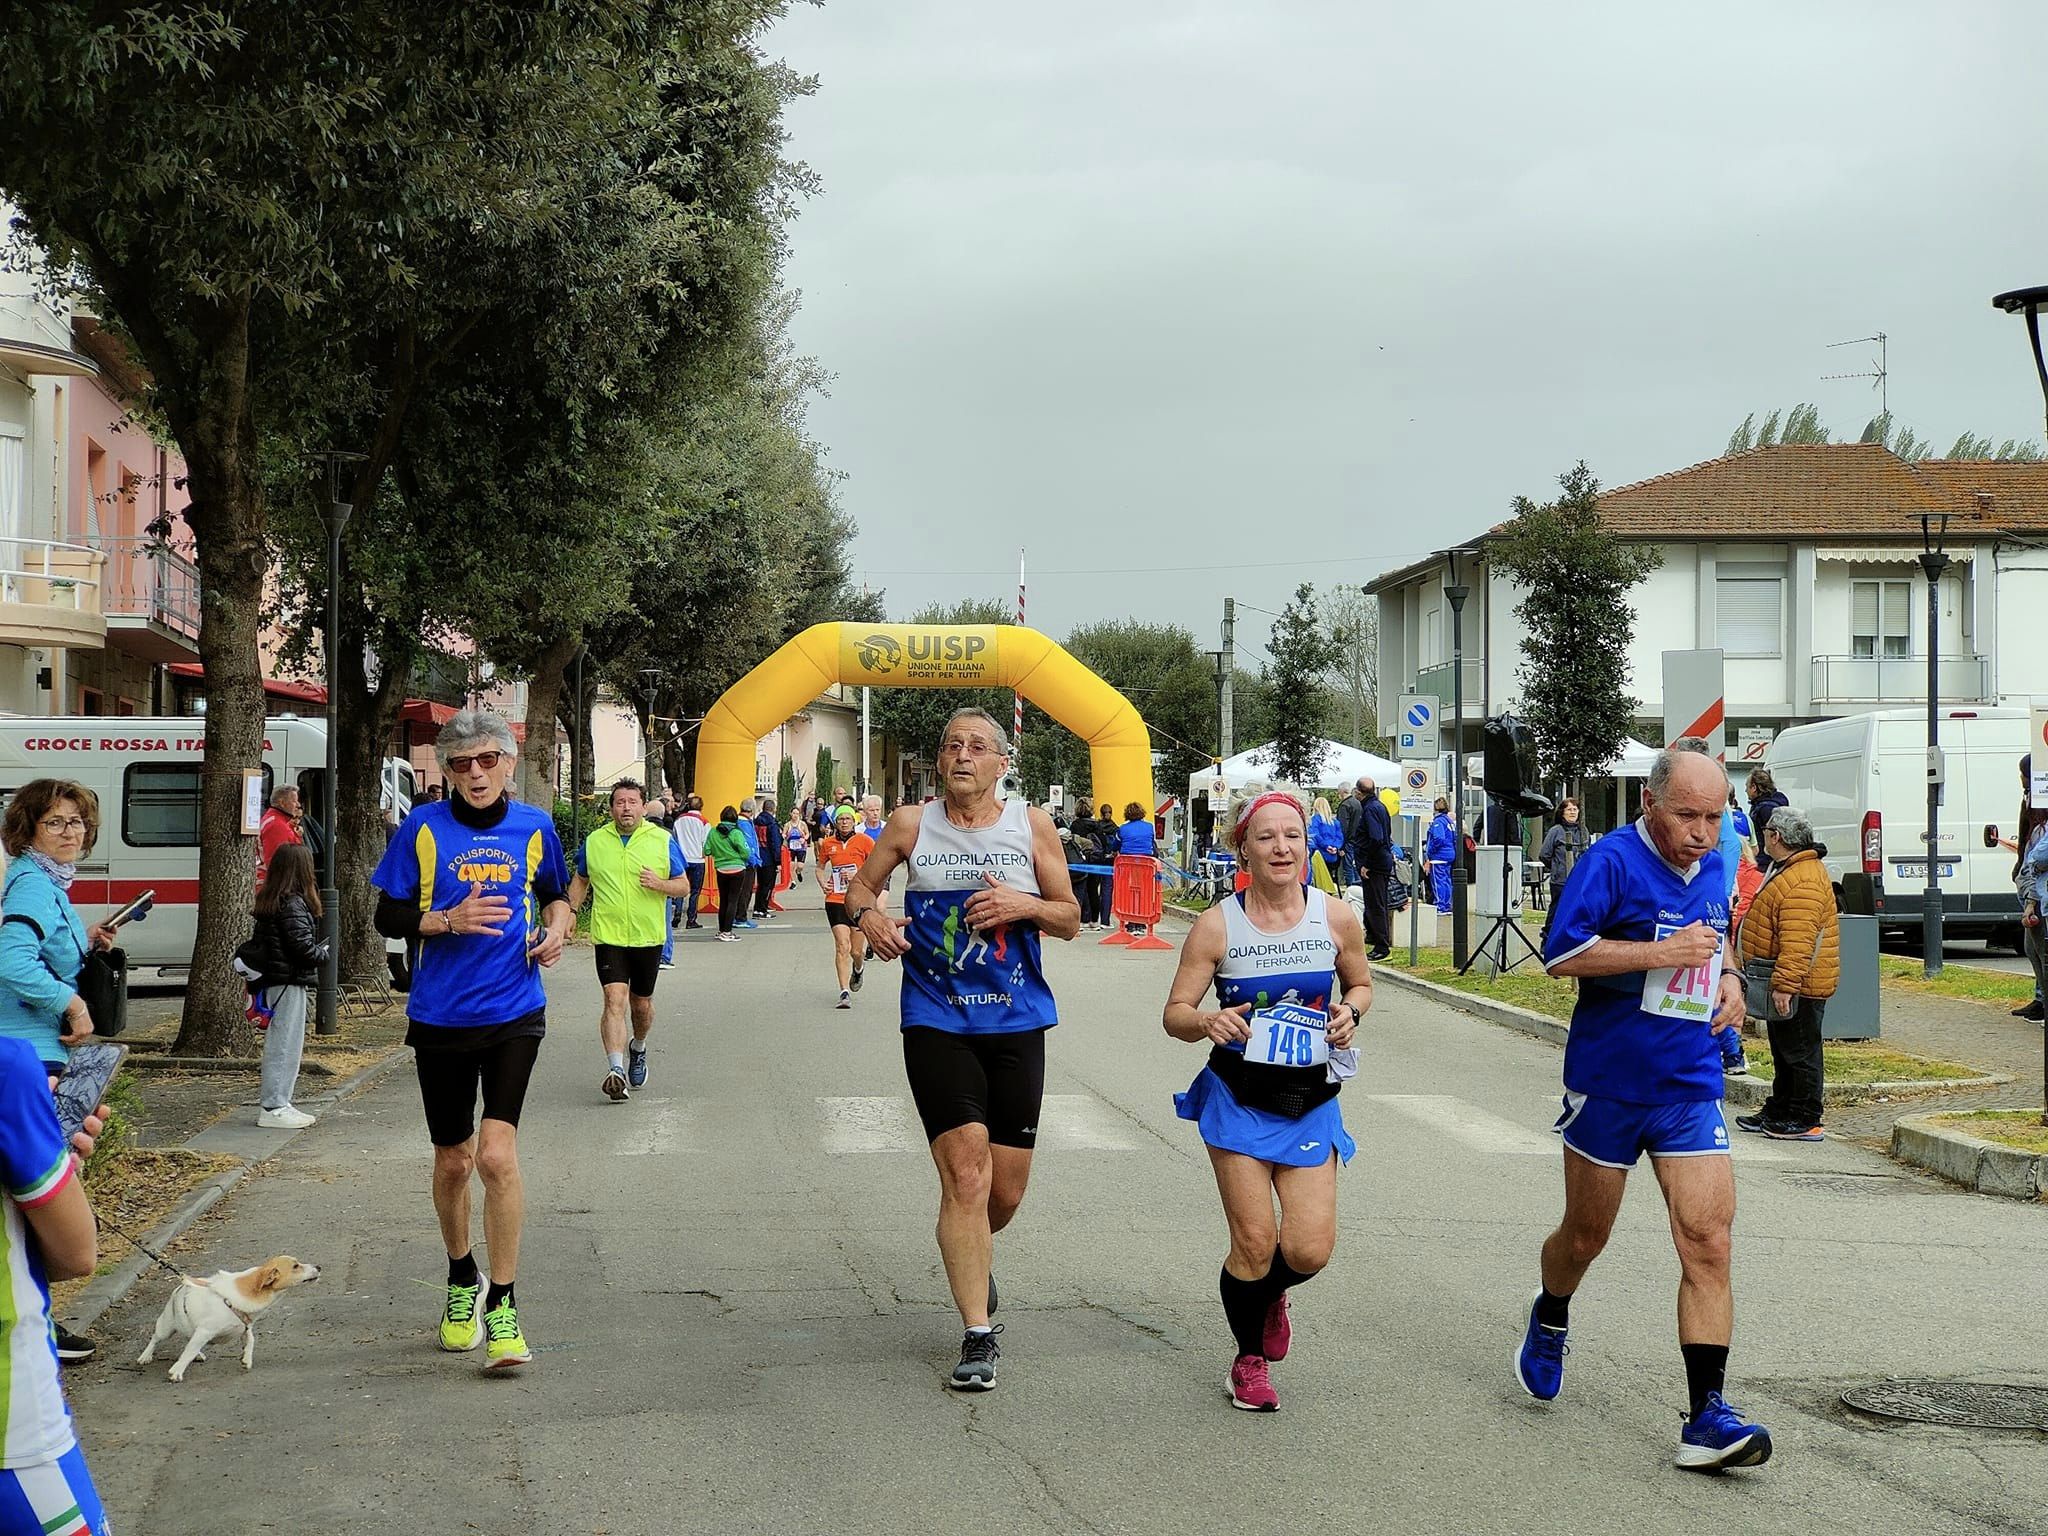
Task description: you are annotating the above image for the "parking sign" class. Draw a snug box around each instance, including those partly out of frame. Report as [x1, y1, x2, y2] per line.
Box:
[1397, 694, 1439, 756]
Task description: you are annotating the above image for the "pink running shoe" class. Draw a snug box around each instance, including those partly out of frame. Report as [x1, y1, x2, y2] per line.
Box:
[1262, 1292, 1292, 1362]
[1228, 1353, 1278, 1412]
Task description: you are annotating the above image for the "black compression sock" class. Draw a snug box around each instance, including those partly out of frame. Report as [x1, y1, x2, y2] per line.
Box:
[1681, 1342, 1729, 1417]
[448, 1251, 479, 1288]
[485, 1281, 516, 1312]
[1262, 1253, 1318, 1301]
[1535, 1288, 1571, 1330]
[1219, 1266, 1269, 1358]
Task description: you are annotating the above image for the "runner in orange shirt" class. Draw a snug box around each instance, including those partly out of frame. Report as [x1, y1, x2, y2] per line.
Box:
[815, 806, 876, 1009]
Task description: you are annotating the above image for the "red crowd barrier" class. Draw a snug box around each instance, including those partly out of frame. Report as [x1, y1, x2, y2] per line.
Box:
[1100, 854, 1172, 951]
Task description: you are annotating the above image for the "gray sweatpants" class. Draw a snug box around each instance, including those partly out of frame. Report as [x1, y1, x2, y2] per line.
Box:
[259, 984, 309, 1110]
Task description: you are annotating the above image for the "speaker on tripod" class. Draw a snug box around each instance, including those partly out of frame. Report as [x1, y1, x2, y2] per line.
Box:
[1460, 713, 1551, 977]
[1482, 713, 1555, 818]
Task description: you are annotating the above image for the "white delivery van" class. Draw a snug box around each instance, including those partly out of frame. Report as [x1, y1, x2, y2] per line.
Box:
[1760, 706, 2030, 948]
[0, 716, 414, 972]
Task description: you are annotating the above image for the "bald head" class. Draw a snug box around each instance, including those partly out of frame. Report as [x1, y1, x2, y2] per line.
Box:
[1642, 747, 1728, 869]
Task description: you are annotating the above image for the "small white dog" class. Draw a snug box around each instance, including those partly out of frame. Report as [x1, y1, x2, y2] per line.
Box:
[137, 1256, 320, 1381]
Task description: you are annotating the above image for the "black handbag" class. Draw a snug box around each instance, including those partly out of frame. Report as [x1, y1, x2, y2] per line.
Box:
[77, 947, 127, 1039]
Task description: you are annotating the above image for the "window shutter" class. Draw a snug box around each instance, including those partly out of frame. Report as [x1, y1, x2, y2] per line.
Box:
[1881, 581, 1909, 641]
[1716, 579, 1782, 657]
[1851, 581, 1878, 638]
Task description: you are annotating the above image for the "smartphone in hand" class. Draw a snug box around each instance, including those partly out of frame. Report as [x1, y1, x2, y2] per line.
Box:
[104, 889, 154, 929]
[53, 1043, 126, 1144]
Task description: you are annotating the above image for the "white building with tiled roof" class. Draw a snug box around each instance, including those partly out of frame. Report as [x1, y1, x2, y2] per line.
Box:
[1367, 443, 2048, 768]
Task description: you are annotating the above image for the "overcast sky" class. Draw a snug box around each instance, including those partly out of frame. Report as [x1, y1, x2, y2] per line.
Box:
[771, 1, 2048, 663]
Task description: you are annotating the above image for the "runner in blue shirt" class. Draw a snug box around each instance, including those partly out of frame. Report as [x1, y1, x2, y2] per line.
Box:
[1514, 745, 1772, 1472]
[373, 711, 573, 1375]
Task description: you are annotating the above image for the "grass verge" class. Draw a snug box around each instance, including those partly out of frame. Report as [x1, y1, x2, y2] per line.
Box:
[1379, 948, 1987, 1083]
[1929, 1109, 2048, 1155]
[1877, 956, 2036, 1008]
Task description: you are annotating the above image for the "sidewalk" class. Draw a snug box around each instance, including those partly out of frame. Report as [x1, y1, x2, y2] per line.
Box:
[1818, 985, 2044, 1140]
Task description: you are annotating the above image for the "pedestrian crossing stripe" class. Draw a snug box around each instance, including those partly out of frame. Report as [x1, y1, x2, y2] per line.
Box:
[816, 1095, 1141, 1153]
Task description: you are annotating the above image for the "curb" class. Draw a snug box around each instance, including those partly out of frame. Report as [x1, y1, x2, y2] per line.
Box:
[1371, 966, 2011, 1107]
[63, 1045, 410, 1333]
[1892, 1112, 2048, 1200]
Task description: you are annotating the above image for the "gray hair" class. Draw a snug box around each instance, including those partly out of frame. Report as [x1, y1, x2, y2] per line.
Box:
[1648, 739, 1724, 799]
[436, 709, 517, 770]
[938, 708, 1011, 756]
[1767, 805, 1817, 849]
[269, 784, 299, 809]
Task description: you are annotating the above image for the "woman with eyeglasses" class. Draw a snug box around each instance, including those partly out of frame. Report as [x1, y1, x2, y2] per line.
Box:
[0, 780, 117, 1073]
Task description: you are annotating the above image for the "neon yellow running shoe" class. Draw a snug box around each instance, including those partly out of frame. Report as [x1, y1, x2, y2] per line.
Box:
[483, 1297, 531, 1370]
[439, 1277, 485, 1352]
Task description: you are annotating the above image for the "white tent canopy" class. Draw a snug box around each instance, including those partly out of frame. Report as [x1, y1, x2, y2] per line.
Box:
[1189, 738, 1406, 800]
[1601, 737, 1661, 778]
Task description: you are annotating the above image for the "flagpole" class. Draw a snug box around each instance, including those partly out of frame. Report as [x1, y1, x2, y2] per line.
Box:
[1014, 549, 1026, 761]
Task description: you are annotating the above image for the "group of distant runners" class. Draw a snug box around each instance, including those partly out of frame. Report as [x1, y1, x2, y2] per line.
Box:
[363, 706, 1772, 1471]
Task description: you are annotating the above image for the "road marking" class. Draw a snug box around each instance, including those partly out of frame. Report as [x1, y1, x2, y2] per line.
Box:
[1035, 1094, 1141, 1151]
[616, 1100, 697, 1157]
[1366, 1094, 1559, 1156]
[818, 1096, 922, 1153]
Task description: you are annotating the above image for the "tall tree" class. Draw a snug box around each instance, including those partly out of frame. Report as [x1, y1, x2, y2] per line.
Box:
[1259, 584, 1341, 785]
[1726, 403, 1829, 454]
[1947, 432, 2046, 461]
[0, 2, 661, 1050]
[1490, 463, 1662, 796]
[1319, 587, 1388, 756]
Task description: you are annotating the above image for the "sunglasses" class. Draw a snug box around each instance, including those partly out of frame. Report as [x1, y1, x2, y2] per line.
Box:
[447, 751, 504, 774]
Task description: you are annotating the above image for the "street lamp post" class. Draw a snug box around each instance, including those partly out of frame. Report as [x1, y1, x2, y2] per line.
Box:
[1918, 512, 1950, 980]
[1444, 549, 1472, 969]
[1992, 285, 2048, 1121]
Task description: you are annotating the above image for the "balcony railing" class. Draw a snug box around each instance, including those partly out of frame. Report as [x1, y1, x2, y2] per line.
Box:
[1810, 653, 1991, 704]
[1413, 659, 1484, 712]
[100, 537, 199, 637]
[0, 537, 107, 648]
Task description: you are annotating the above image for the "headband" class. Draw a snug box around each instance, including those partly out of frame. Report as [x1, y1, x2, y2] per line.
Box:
[1234, 791, 1306, 832]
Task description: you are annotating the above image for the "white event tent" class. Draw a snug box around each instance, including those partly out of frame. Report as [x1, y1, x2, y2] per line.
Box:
[1189, 738, 1406, 801]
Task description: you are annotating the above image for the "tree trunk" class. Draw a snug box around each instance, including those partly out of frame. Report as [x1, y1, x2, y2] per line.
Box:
[519, 633, 580, 807]
[168, 297, 266, 1056]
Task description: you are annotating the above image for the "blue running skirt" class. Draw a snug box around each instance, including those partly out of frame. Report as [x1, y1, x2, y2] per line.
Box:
[1175, 1066, 1354, 1167]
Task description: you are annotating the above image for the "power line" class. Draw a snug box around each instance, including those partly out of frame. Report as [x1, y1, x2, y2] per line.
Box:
[855, 551, 1429, 581]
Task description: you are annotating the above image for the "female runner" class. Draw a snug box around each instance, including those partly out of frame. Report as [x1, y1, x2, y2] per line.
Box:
[1162, 789, 1372, 1412]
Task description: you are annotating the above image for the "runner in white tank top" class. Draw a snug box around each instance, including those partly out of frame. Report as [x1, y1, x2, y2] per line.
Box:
[845, 707, 1081, 1393]
[1162, 790, 1373, 1414]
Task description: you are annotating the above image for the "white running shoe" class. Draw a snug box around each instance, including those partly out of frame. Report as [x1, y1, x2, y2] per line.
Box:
[256, 1105, 316, 1130]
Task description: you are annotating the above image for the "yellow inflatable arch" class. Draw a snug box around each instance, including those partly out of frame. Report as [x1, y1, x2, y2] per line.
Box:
[695, 623, 1155, 820]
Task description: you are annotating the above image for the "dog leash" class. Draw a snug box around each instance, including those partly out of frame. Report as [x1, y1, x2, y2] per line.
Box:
[97, 1217, 190, 1282]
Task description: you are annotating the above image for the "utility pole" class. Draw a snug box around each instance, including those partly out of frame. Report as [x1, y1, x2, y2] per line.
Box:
[1220, 596, 1236, 758]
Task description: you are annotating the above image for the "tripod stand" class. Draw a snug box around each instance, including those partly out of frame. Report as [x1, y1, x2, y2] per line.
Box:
[1457, 795, 1546, 979]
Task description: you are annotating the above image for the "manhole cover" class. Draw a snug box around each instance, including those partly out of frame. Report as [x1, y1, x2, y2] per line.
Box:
[1842, 1381, 2048, 1430]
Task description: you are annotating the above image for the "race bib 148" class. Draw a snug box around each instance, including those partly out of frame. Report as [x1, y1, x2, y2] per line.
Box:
[1243, 1002, 1330, 1068]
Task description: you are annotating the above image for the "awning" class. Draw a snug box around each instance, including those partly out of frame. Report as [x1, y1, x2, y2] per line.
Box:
[400, 699, 459, 727]
[1814, 545, 1974, 563]
[166, 662, 325, 704]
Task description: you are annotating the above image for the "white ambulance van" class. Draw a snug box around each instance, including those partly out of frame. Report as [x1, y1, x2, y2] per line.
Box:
[0, 716, 413, 973]
[1759, 706, 2030, 948]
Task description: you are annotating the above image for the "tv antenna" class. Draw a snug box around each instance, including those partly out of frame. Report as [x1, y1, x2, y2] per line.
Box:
[1823, 332, 1888, 418]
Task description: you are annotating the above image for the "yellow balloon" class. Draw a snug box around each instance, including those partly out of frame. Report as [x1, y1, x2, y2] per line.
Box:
[694, 623, 1155, 820]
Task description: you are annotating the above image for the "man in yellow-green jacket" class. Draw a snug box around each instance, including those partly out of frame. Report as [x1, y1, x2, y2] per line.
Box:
[566, 780, 691, 1103]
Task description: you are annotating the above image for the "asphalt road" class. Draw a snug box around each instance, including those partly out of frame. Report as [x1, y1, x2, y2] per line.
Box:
[65, 892, 2048, 1535]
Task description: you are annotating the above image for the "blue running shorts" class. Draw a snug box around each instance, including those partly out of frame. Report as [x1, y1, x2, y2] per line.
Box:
[0, 1444, 111, 1535]
[1554, 1091, 1728, 1169]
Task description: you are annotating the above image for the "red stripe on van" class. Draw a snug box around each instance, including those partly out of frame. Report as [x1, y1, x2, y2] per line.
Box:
[70, 879, 202, 906]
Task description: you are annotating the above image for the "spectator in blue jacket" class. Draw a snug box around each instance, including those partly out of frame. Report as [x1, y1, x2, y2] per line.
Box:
[1307, 796, 1346, 889]
[735, 798, 764, 929]
[0, 780, 116, 1070]
[752, 796, 783, 919]
[1116, 801, 1157, 858]
[1424, 796, 1459, 913]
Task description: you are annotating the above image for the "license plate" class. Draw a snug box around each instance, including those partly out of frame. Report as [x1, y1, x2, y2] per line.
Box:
[1891, 860, 1957, 879]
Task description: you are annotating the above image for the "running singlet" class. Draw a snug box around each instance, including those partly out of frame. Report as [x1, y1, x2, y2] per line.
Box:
[1543, 819, 1728, 1104]
[902, 799, 1055, 1036]
[0, 1038, 78, 1468]
[1213, 889, 1338, 1055]
[817, 832, 874, 902]
[373, 800, 571, 1029]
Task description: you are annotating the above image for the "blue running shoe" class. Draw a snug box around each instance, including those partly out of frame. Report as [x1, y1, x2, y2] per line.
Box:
[1677, 1392, 1773, 1471]
[627, 1045, 648, 1090]
[1515, 1295, 1568, 1401]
